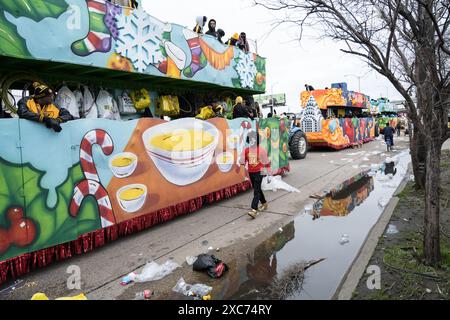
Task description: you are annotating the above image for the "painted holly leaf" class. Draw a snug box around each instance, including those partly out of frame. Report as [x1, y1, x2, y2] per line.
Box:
[254, 56, 266, 72]
[0, 0, 69, 22]
[0, 159, 101, 261]
[0, 11, 30, 57]
[0, 158, 28, 261]
[232, 78, 241, 88]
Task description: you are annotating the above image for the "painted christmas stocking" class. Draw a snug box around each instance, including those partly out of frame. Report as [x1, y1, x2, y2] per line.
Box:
[183, 37, 208, 78]
[71, 0, 112, 57]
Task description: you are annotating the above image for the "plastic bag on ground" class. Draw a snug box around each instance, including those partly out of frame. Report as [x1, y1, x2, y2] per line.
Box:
[82, 86, 98, 119]
[193, 254, 229, 278]
[134, 260, 180, 282]
[172, 277, 212, 298]
[262, 176, 300, 193]
[339, 234, 350, 245]
[378, 196, 390, 208]
[186, 256, 198, 265]
[55, 86, 80, 118]
[386, 224, 399, 235]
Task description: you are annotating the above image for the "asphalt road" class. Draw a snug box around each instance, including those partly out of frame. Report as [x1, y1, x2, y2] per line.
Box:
[0, 135, 410, 300]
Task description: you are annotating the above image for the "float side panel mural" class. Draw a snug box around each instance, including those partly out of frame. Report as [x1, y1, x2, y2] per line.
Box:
[0, 0, 266, 92]
[0, 117, 286, 262]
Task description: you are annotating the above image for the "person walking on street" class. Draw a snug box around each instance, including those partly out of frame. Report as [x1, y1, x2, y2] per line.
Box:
[244, 130, 270, 219]
[383, 123, 395, 152]
[396, 122, 401, 137]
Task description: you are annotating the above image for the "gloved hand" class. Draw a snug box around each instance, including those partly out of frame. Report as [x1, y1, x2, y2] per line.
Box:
[44, 117, 62, 132]
[43, 117, 52, 129]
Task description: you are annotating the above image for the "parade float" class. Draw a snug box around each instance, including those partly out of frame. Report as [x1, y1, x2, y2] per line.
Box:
[370, 98, 399, 132]
[299, 82, 375, 150]
[0, 0, 290, 285]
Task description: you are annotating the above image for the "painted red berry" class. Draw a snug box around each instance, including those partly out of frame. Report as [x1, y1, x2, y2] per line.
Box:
[9, 219, 36, 247]
[0, 228, 10, 254]
[241, 121, 252, 129]
[6, 207, 24, 223]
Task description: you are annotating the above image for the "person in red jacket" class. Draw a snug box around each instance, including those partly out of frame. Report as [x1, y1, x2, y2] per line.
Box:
[244, 129, 270, 219]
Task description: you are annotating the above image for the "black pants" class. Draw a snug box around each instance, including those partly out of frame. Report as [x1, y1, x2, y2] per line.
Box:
[249, 172, 267, 210]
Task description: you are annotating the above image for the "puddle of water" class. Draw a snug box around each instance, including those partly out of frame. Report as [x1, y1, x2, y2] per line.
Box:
[220, 150, 411, 300]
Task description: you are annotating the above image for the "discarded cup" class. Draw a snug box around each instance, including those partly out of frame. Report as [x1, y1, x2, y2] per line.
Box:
[135, 290, 153, 300]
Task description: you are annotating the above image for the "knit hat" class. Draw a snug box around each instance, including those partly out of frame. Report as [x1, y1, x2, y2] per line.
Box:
[32, 82, 53, 99]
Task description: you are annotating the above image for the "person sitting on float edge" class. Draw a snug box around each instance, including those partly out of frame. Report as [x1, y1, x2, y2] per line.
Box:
[237, 32, 250, 53]
[17, 82, 74, 133]
[205, 19, 218, 38]
[217, 29, 225, 44]
[227, 33, 239, 46]
[232, 96, 252, 119]
[193, 16, 207, 34]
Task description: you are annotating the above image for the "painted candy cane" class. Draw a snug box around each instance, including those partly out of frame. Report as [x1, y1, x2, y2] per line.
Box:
[71, 129, 115, 228]
[237, 120, 252, 167]
[79, 129, 114, 182]
[70, 180, 115, 228]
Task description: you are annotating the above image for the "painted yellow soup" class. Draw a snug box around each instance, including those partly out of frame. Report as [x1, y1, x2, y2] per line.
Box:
[151, 130, 214, 152]
[218, 155, 232, 163]
[120, 188, 145, 201]
[112, 156, 134, 167]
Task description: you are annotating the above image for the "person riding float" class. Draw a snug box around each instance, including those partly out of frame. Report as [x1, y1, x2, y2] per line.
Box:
[17, 82, 74, 133]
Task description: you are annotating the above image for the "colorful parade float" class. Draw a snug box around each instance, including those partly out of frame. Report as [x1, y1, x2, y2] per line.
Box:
[369, 98, 399, 133]
[0, 0, 290, 285]
[299, 82, 375, 150]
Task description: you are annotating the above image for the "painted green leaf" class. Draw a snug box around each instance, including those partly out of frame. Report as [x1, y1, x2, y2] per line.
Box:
[232, 78, 241, 88]
[0, 159, 102, 262]
[0, 158, 28, 261]
[0, 0, 69, 22]
[0, 11, 30, 57]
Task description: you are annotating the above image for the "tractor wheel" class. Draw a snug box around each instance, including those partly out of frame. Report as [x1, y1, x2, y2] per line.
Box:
[290, 131, 308, 160]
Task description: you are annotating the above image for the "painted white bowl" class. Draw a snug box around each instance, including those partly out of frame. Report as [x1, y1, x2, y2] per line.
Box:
[109, 152, 138, 178]
[142, 118, 219, 186]
[216, 152, 234, 173]
[117, 184, 147, 213]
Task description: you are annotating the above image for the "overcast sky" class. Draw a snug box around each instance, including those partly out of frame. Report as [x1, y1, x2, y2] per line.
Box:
[142, 0, 402, 110]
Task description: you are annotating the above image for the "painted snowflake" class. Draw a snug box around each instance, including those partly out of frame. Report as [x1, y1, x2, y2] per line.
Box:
[115, 6, 164, 72]
[235, 51, 257, 88]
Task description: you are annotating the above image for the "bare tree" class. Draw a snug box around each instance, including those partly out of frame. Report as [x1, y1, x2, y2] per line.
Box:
[255, 0, 450, 265]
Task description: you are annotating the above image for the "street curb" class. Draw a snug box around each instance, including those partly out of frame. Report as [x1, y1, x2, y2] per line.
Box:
[334, 164, 413, 300]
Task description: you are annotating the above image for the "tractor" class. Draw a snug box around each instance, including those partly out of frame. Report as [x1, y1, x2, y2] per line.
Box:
[286, 113, 308, 160]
